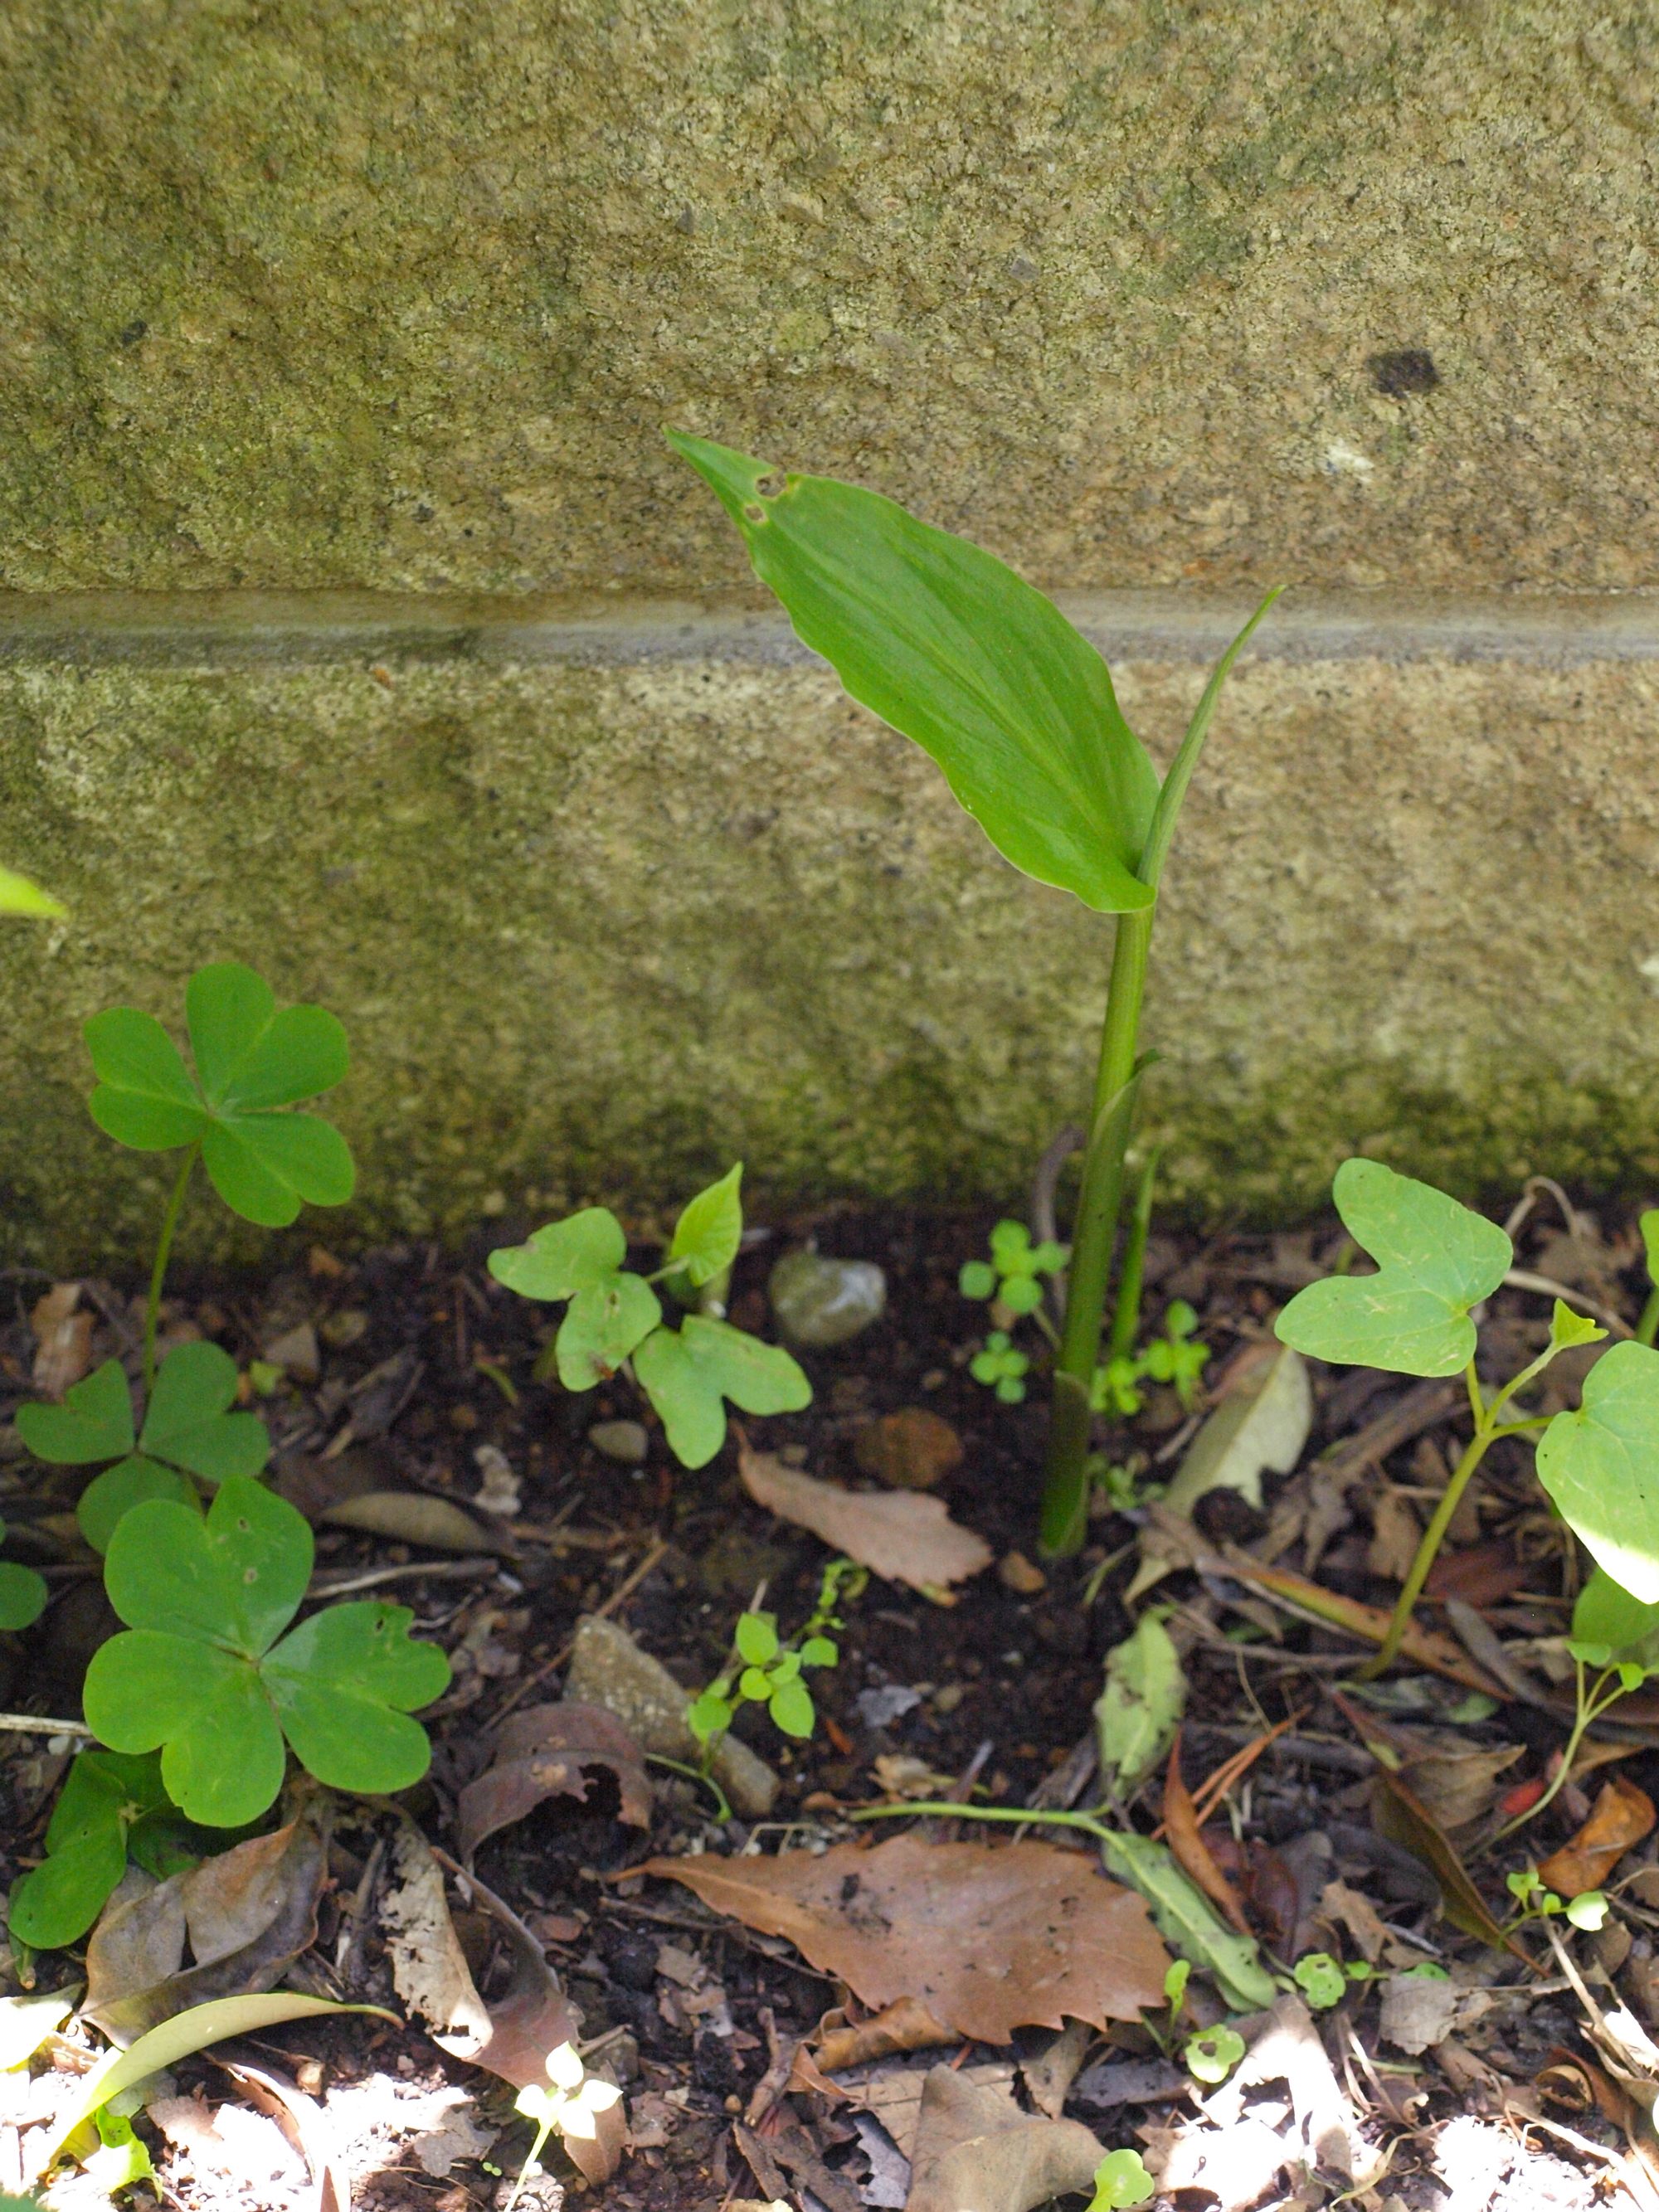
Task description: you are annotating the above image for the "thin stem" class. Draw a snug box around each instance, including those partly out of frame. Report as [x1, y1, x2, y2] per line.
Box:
[144, 1145, 199, 1395]
[1108, 1146, 1160, 1367]
[1490, 1662, 1631, 1845]
[504, 2121, 555, 2212]
[645, 1753, 733, 1825]
[849, 1798, 1113, 1844]
[1038, 908, 1154, 1559]
[1640, 1287, 1659, 1349]
[1359, 1369, 1494, 1680]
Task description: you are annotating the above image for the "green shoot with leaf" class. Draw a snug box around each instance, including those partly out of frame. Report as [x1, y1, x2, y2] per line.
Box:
[489, 1164, 810, 1466]
[1088, 2150, 1156, 2211]
[687, 1556, 865, 1766]
[84, 961, 355, 1388]
[670, 430, 1277, 1555]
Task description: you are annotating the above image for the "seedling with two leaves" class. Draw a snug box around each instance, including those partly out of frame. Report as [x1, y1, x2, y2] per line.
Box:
[688, 1556, 865, 1764]
[671, 430, 1276, 1555]
[1275, 1157, 1659, 1677]
[488, 1164, 810, 1466]
[1505, 1867, 1609, 1932]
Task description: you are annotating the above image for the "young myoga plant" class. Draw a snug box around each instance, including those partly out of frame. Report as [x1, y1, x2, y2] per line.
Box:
[669, 429, 1277, 1555]
[487, 1163, 810, 1466]
[1275, 1157, 1659, 1676]
[7, 963, 450, 1945]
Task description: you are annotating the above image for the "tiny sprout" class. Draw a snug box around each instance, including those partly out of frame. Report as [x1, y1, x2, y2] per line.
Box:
[971, 1331, 1030, 1403]
[1396, 1961, 1452, 1980]
[1140, 1300, 1211, 1411]
[959, 1220, 1068, 1313]
[689, 1558, 863, 1767]
[1292, 1952, 1348, 2010]
[1185, 2024, 1246, 2084]
[506, 2043, 622, 2212]
[1163, 1958, 1190, 2014]
[1088, 2148, 1156, 2211]
[1566, 1890, 1609, 1931]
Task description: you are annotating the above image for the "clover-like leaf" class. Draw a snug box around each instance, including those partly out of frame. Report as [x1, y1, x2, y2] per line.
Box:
[1538, 1341, 1659, 1603]
[0, 1534, 47, 1632]
[1566, 1890, 1610, 1931]
[83, 1477, 447, 1825]
[669, 1164, 744, 1288]
[139, 1339, 270, 1483]
[85, 962, 354, 1228]
[1292, 1952, 1348, 2010]
[1090, 2150, 1156, 2212]
[1185, 2024, 1246, 2084]
[7, 1748, 169, 1949]
[555, 1274, 662, 1391]
[1569, 1566, 1659, 1670]
[1275, 1159, 1512, 1375]
[958, 1259, 996, 1300]
[76, 1457, 197, 1556]
[633, 1315, 811, 1469]
[15, 1359, 134, 1465]
[687, 1690, 732, 1744]
[488, 1208, 627, 1300]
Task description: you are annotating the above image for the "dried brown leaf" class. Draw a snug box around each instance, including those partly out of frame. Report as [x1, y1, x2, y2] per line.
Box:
[319, 1492, 504, 1553]
[905, 2064, 1104, 2212]
[814, 1993, 957, 2072]
[737, 1443, 991, 1592]
[455, 1701, 652, 1862]
[30, 1284, 94, 1400]
[1403, 1742, 1523, 1835]
[630, 1835, 1168, 2043]
[1539, 1775, 1657, 1900]
[1366, 1487, 1422, 1582]
[1163, 1732, 1250, 1936]
[1366, 1762, 1529, 1960]
[85, 1801, 328, 2045]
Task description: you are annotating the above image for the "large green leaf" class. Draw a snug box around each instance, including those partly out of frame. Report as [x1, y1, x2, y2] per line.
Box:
[85, 963, 354, 1228]
[15, 1359, 134, 1466]
[1274, 1159, 1512, 1375]
[667, 432, 1160, 914]
[85, 1478, 448, 1826]
[1538, 1342, 1659, 1603]
[8, 1749, 170, 1950]
[669, 1163, 744, 1287]
[634, 1315, 811, 1468]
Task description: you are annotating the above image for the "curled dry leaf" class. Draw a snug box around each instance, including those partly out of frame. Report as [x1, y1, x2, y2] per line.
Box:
[455, 1700, 652, 1863]
[904, 2064, 1105, 2212]
[737, 1442, 991, 1593]
[31, 1283, 95, 1399]
[1160, 1342, 1311, 1521]
[630, 1835, 1168, 2044]
[85, 1799, 328, 2046]
[1538, 1774, 1657, 1900]
[1162, 1731, 1250, 1937]
[1365, 1760, 1528, 1960]
[814, 1993, 958, 2072]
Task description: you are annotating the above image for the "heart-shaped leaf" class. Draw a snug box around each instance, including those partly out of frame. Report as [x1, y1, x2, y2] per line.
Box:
[488, 1208, 628, 1300]
[84, 1478, 449, 1825]
[634, 1315, 811, 1468]
[555, 1275, 663, 1390]
[85, 962, 354, 1228]
[15, 1359, 134, 1465]
[136, 1340, 269, 1484]
[668, 1164, 744, 1288]
[1538, 1342, 1659, 1603]
[1274, 1159, 1512, 1375]
[668, 431, 1161, 914]
[0, 1539, 47, 1631]
[7, 1749, 170, 1950]
[76, 1458, 197, 1557]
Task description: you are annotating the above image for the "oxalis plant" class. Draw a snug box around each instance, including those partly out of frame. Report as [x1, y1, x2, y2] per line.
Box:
[488, 1163, 810, 1466]
[1274, 1157, 1659, 1676]
[669, 429, 1277, 1555]
[7, 963, 449, 1945]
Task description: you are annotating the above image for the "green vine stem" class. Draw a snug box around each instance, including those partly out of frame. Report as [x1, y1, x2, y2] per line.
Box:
[144, 1143, 200, 1396]
[644, 1753, 733, 1826]
[1486, 1659, 1635, 1845]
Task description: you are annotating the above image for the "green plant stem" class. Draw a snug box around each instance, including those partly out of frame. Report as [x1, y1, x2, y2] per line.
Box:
[644, 1753, 733, 1825]
[1039, 908, 1154, 1559]
[850, 1798, 1113, 1844]
[1489, 1660, 1632, 1845]
[1108, 1147, 1160, 1368]
[1361, 1344, 1564, 1680]
[144, 1145, 199, 1396]
[504, 2120, 556, 2212]
[1640, 1288, 1659, 1349]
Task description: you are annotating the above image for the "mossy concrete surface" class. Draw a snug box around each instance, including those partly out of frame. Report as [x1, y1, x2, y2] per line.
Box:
[2, 2, 1659, 596]
[7, 605, 1659, 1268]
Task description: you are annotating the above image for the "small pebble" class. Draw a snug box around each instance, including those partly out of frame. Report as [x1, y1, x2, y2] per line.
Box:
[999, 1550, 1047, 1595]
[319, 1308, 369, 1348]
[854, 1406, 964, 1490]
[768, 1250, 886, 1347]
[589, 1418, 649, 1465]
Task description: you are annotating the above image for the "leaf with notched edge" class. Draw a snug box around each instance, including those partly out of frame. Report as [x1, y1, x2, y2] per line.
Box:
[456, 1702, 653, 1863]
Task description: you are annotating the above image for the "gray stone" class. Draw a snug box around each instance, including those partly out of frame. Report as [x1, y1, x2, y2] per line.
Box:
[587, 1422, 649, 1467]
[562, 1614, 777, 1821]
[769, 1252, 887, 1349]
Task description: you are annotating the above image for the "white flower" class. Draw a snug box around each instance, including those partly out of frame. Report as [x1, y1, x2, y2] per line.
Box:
[513, 2042, 623, 2144]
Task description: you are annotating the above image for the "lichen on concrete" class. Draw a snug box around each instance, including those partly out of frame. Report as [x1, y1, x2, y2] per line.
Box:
[7, 637, 1659, 1268]
[2, 2, 1659, 595]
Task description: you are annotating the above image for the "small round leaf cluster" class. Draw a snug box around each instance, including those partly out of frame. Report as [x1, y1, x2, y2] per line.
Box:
[958, 1220, 1067, 1315]
[971, 1331, 1031, 1404]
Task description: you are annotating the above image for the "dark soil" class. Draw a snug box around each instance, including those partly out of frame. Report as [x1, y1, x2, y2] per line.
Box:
[2, 1189, 1656, 2211]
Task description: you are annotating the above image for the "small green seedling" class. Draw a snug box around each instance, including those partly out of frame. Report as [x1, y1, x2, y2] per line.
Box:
[1292, 1952, 1369, 2010]
[489, 1166, 810, 1467]
[959, 1220, 1068, 1317]
[85, 961, 355, 1387]
[671, 430, 1277, 1556]
[0, 1517, 47, 1631]
[0, 865, 64, 918]
[1503, 1867, 1606, 1930]
[7, 1750, 173, 1949]
[971, 1330, 1031, 1404]
[688, 1557, 865, 1761]
[1087, 2149, 1156, 2211]
[505, 2044, 622, 2212]
[1274, 1159, 1659, 1676]
[17, 1339, 270, 1554]
[1185, 2023, 1246, 2084]
[82, 1476, 450, 1826]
